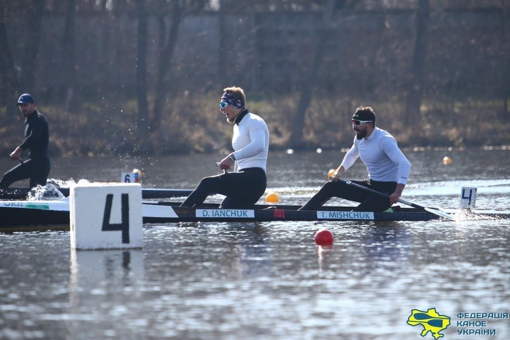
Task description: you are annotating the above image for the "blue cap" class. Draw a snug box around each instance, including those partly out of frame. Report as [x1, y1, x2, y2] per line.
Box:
[17, 93, 34, 105]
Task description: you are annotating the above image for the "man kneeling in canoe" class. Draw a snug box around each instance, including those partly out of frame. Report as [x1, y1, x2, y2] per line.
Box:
[299, 106, 411, 212]
[180, 86, 270, 209]
[0, 94, 51, 190]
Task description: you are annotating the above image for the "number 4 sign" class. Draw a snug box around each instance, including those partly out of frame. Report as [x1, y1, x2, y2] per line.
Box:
[70, 183, 143, 250]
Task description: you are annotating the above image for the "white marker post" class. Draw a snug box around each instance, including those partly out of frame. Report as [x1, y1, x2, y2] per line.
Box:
[70, 183, 143, 250]
[460, 187, 477, 209]
[121, 172, 139, 183]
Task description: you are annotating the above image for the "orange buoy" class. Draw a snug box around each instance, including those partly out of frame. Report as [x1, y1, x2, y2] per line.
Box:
[266, 192, 279, 203]
[442, 156, 452, 165]
[327, 169, 335, 180]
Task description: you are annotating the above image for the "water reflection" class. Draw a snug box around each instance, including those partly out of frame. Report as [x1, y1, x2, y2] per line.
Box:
[227, 224, 272, 279]
[360, 223, 411, 268]
[70, 249, 144, 288]
[316, 222, 411, 272]
[68, 250, 144, 336]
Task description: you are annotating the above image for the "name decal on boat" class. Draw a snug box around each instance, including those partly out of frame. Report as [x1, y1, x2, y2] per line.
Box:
[2, 201, 51, 210]
[317, 211, 374, 220]
[3, 202, 25, 207]
[196, 209, 254, 218]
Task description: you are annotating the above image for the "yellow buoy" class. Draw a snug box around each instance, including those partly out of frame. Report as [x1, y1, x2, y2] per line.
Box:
[266, 192, 279, 203]
[442, 156, 452, 165]
[327, 169, 336, 180]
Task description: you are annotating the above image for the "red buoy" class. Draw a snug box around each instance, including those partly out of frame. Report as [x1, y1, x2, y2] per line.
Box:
[314, 228, 334, 246]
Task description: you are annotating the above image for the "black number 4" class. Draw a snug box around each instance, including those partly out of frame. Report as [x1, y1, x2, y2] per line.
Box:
[102, 193, 130, 243]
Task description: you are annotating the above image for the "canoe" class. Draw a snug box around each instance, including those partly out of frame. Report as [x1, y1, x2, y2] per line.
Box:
[2, 198, 509, 231]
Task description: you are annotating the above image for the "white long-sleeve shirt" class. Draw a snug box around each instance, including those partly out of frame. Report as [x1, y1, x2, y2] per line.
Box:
[231, 112, 270, 172]
[341, 127, 411, 184]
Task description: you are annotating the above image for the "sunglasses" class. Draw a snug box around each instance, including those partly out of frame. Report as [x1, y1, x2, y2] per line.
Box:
[219, 101, 228, 108]
[351, 119, 372, 126]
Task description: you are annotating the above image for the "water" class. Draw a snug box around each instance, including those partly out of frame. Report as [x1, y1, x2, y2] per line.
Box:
[1, 148, 509, 339]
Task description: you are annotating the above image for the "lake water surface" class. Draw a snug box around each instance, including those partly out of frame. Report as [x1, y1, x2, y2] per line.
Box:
[1, 148, 509, 339]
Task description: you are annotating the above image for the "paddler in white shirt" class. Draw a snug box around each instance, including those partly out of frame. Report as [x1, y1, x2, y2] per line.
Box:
[299, 106, 411, 212]
[180, 86, 270, 209]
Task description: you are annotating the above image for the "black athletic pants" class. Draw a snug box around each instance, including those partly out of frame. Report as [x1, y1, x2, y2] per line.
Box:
[299, 179, 397, 212]
[0, 156, 51, 189]
[180, 167, 267, 209]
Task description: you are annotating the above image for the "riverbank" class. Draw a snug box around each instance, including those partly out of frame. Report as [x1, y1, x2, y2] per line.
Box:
[1, 94, 508, 157]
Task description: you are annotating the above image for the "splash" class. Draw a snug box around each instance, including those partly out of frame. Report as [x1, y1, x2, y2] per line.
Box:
[450, 208, 509, 221]
[27, 183, 66, 201]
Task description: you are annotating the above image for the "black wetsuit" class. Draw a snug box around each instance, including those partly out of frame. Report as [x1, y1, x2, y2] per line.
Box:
[299, 179, 397, 212]
[180, 168, 267, 209]
[0, 110, 51, 188]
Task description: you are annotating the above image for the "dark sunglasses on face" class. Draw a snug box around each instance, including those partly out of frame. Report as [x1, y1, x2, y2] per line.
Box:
[352, 119, 372, 126]
[220, 101, 228, 108]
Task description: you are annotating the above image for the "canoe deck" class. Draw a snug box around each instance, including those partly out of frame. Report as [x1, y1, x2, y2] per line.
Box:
[0, 187, 193, 200]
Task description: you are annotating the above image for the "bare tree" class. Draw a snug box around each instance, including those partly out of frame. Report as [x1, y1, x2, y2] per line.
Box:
[0, 0, 20, 104]
[19, 0, 45, 92]
[136, 0, 149, 142]
[62, 0, 76, 110]
[218, 0, 226, 87]
[150, 0, 184, 131]
[288, 0, 336, 148]
[404, 0, 430, 127]
[500, 2, 509, 119]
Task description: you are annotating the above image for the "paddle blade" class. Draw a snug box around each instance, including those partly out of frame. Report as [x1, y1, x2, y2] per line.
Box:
[425, 207, 454, 220]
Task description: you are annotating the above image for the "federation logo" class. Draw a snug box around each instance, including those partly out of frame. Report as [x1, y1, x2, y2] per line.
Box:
[407, 308, 451, 339]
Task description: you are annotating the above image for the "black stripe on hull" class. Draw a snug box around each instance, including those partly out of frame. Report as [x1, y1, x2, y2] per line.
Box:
[0, 207, 70, 230]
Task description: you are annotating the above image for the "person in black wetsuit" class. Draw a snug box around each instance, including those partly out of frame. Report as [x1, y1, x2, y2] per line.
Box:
[0, 93, 51, 189]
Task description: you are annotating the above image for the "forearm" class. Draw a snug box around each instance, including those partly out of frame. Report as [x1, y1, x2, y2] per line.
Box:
[331, 166, 345, 181]
[394, 183, 405, 195]
[389, 183, 406, 204]
[9, 146, 24, 159]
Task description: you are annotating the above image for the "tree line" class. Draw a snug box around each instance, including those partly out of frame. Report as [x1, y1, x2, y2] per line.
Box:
[0, 0, 508, 157]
